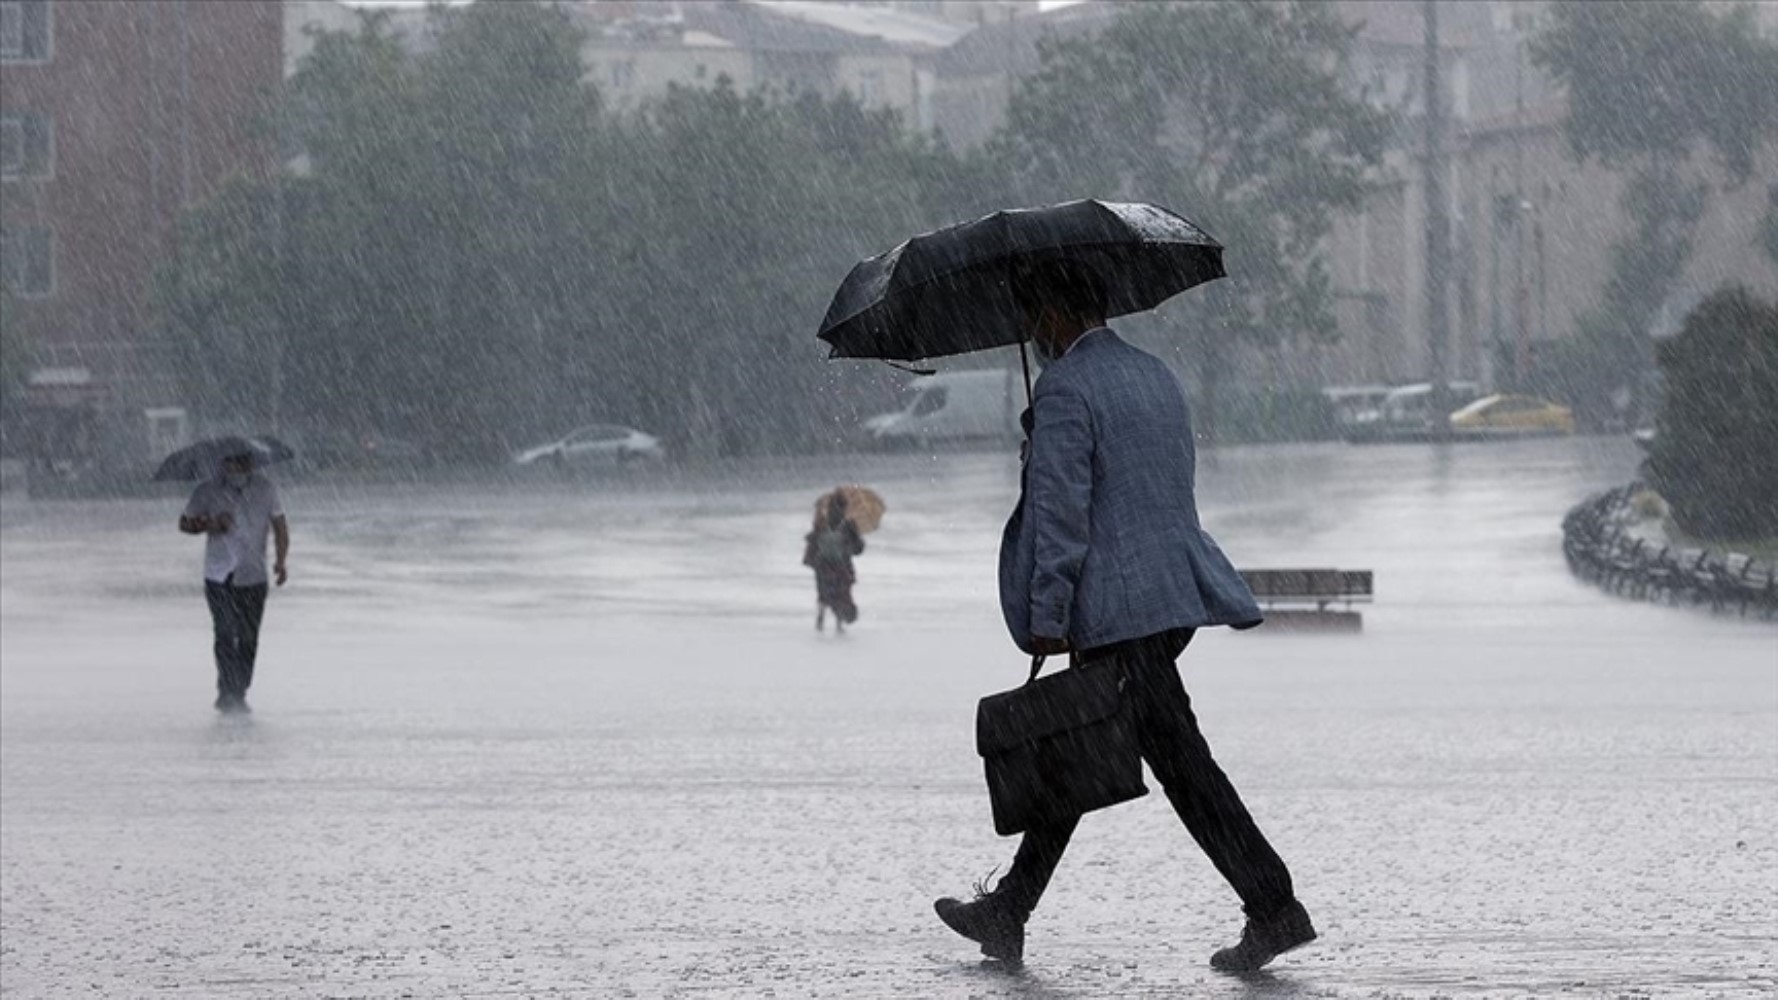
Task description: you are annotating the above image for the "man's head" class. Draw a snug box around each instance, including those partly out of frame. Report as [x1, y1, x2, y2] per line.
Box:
[1011, 259, 1108, 363]
[221, 452, 255, 486]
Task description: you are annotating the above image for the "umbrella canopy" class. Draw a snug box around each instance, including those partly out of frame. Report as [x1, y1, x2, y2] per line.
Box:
[817, 199, 1225, 364]
[816, 485, 885, 535]
[152, 435, 295, 482]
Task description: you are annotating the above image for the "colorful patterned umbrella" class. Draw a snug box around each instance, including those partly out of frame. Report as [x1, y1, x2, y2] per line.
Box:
[816, 485, 886, 534]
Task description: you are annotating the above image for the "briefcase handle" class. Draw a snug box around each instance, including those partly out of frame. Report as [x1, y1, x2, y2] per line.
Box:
[1027, 648, 1090, 684]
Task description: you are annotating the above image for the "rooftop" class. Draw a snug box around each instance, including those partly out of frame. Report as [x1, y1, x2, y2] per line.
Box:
[746, 1, 972, 50]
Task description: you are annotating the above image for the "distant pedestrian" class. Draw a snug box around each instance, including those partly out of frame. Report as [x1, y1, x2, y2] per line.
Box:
[934, 259, 1313, 972]
[804, 488, 865, 633]
[179, 451, 288, 713]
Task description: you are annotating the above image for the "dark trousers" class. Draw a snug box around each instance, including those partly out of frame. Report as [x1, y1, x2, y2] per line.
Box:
[205, 579, 268, 699]
[996, 629, 1297, 921]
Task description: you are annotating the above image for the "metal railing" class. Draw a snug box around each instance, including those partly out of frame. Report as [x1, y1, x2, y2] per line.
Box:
[1563, 484, 1778, 619]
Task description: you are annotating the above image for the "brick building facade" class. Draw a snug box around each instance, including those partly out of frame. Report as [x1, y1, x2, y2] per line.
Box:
[1, 0, 281, 479]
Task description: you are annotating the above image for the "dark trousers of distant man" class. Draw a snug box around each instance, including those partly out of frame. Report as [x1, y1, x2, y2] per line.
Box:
[993, 628, 1300, 922]
[205, 577, 268, 701]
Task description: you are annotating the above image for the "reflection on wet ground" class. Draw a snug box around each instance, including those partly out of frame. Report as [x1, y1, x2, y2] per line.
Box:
[3, 440, 1773, 997]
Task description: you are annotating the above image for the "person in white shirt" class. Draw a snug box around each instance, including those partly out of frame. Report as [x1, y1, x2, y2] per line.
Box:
[179, 451, 289, 713]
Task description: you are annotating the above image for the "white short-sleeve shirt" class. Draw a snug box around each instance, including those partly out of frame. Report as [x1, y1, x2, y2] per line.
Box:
[183, 473, 285, 586]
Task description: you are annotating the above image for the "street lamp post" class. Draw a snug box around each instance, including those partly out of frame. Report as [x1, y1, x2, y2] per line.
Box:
[1513, 196, 1539, 387]
[1421, 0, 1452, 436]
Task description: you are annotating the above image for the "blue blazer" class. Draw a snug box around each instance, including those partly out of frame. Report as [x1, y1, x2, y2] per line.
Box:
[999, 328, 1262, 653]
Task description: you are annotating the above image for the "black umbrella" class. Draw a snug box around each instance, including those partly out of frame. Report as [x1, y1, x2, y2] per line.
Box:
[152, 435, 295, 482]
[817, 199, 1225, 366]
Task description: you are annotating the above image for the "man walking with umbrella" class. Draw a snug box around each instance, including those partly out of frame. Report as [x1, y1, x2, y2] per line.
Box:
[176, 445, 289, 713]
[821, 201, 1317, 972]
[928, 258, 1314, 971]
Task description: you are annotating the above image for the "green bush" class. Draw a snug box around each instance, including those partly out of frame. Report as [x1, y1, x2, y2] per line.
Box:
[1645, 287, 1778, 541]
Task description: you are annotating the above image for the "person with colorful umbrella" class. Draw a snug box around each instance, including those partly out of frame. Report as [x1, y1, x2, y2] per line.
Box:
[802, 486, 881, 634]
[821, 202, 1315, 972]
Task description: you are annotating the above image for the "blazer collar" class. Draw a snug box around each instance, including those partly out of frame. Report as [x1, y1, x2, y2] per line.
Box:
[1066, 327, 1116, 357]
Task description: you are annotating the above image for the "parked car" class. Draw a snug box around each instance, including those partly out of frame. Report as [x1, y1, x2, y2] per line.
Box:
[862, 370, 1021, 449]
[1342, 381, 1482, 443]
[513, 424, 664, 467]
[1449, 394, 1575, 437]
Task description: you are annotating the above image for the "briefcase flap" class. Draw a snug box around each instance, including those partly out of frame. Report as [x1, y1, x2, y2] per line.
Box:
[976, 666, 1123, 757]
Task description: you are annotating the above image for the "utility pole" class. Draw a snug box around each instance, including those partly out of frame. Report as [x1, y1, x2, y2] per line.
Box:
[1421, 0, 1451, 438]
[1489, 183, 1503, 390]
[270, 159, 285, 436]
[1511, 18, 1529, 386]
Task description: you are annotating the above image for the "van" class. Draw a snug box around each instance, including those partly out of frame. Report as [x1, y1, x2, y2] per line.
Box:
[863, 370, 1022, 448]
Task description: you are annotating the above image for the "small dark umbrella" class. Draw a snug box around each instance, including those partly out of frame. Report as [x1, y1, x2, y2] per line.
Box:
[152, 435, 294, 482]
[817, 199, 1226, 367]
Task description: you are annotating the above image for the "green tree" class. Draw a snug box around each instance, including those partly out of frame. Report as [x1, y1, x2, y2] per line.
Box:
[1532, 0, 1778, 420]
[611, 80, 968, 454]
[987, 0, 1389, 438]
[157, 3, 974, 459]
[1645, 287, 1778, 541]
[160, 3, 613, 456]
[1532, 1, 1778, 183]
[0, 280, 29, 434]
[1555, 168, 1707, 428]
[156, 177, 287, 429]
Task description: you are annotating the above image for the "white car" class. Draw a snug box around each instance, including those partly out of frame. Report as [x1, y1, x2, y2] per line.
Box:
[513, 425, 664, 467]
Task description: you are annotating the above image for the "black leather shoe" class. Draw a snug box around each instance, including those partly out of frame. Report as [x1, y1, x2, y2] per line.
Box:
[934, 892, 1025, 963]
[1210, 899, 1316, 972]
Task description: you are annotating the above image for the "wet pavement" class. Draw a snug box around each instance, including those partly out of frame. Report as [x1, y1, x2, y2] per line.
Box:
[2, 439, 1773, 998]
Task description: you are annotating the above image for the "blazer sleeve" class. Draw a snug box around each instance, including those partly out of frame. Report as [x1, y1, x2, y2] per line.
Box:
[1025, 384, 1093, 639]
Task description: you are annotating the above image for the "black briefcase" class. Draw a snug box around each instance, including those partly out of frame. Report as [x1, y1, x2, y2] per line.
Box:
[975, 655, 1147, 836]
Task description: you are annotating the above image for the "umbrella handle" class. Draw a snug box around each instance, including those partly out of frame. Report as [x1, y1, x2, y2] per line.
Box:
[1018, 338, 1033, 407]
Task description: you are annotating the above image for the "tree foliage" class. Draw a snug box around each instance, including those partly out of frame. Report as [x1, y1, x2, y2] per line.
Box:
[1645, 288, 1778, 541]
[0, 280, 27, 427]
[1554, 166, 1706, 426]
[988, 0, 1389, 346]
[1531, 1, 1778, 420]
[157, 0, 1391, 458]
[1531, 0, 1778, 183]
[156, 3, 970, 459]
[608, 83, 982, 454]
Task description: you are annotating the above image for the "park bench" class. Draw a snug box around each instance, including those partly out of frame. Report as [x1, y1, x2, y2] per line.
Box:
[1238, 569, 1373, 633]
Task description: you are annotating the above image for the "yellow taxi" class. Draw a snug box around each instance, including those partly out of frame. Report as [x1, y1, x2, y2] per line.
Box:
[1449, 394, 1575, 437]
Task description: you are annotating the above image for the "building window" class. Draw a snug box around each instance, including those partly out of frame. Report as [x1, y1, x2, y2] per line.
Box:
[0, 111, 53, 180]
[0, 226, 54, 298]
[0, 0, 52, 63]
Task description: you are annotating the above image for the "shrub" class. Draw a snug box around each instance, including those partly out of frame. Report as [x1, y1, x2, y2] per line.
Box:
[1644, 287, 1778, 541]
